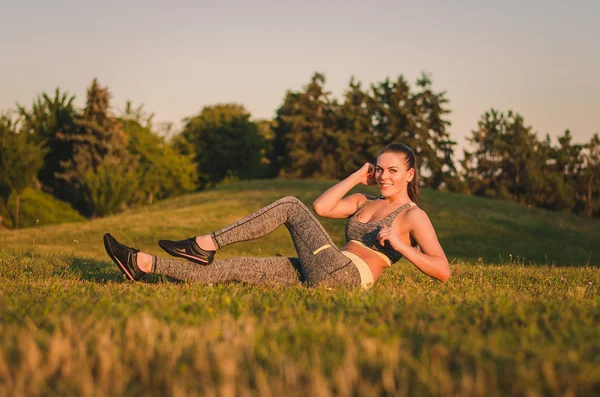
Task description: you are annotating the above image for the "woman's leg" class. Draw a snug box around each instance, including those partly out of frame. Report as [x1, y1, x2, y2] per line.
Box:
[104, 232, 304, 286]
[152, 255, 303, 286]
[205, 196, 360, 288]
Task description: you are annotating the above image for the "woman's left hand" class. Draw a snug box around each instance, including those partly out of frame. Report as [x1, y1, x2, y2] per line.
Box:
[377, 225, 402, 249]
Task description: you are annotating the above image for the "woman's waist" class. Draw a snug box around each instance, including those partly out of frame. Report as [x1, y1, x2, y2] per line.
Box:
[342, 240, 392, 270]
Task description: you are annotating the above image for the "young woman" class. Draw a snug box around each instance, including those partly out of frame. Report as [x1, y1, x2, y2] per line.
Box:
[104, 143, 450, 289]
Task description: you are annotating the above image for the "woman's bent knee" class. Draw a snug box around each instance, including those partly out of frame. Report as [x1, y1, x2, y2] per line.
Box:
[277, 196, 304, 206]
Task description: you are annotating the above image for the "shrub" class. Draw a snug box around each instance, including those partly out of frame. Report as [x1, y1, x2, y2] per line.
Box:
[81, 162, 137, 217]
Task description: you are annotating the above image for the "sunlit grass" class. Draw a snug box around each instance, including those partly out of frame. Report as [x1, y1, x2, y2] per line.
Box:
[0, 180, 598, 396]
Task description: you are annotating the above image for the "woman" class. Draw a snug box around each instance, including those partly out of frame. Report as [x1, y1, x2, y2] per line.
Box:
[104, 143, 450, 288]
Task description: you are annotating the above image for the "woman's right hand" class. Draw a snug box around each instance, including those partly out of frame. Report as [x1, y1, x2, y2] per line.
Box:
[355, 162, 377, 186]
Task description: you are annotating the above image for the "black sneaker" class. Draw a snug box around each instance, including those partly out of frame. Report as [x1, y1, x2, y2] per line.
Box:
[103, 233, 146, 281]
[158, 237, 215, 265]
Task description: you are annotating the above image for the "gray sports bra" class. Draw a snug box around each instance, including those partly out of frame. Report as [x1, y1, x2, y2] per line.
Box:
[345, 196, 416, 265]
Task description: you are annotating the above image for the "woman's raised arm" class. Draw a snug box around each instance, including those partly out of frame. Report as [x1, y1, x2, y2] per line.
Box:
[312, 163, 376, 219]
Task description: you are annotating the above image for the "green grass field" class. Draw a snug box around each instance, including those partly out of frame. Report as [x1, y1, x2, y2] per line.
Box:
[1, 180, 599, 396]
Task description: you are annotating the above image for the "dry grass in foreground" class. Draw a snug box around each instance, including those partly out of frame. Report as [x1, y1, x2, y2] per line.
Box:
[0, 251, 598, 396]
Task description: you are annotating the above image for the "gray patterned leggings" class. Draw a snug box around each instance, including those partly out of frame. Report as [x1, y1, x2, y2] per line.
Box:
[152, 196, 362, 288]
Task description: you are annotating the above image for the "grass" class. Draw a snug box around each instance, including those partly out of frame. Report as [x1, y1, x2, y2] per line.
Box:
[0, 179, 599, 396]
[0, 187, 86, 229]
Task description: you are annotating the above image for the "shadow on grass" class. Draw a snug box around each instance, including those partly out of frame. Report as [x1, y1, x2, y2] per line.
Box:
[62, 256, 182, 284]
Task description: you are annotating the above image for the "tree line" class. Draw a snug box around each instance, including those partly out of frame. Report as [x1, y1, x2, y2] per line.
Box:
[462, 110, 599, 217]
[270, 73, 598, 218]
[0, 80, 197, 227]
[0, 73, 598, 228]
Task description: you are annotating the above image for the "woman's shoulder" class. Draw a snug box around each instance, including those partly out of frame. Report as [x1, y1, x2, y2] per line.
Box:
[403, 205, 433, 229]
[344, 193, 376, 216]
[362, 194, 380, 201]
[391, 203, 425, 219]
[357, 193, 379, 207]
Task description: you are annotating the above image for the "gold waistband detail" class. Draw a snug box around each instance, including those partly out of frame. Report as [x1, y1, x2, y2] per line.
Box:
[341, 251, 374, 290]
[312, 244, 331, 255]
[347, 240, 392, 267]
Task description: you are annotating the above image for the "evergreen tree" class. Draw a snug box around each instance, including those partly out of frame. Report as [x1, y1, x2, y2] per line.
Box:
[335, 77, 377, 177]
[371, 74, 452, 186]
[275, 73, 339, 178]
[536, 130, 582, 211]
[272, 72, 457, 182]
[526, 134, 572, 210]
[269, 90, 297, 177]
[500, 112, 540, 203]
[58, 79, 136, 214]
[464, 110, 544, 202]
[370, 74, 458, 190]
[554, 130, 583, 176]
[371, 76, 420, 160]
[462, 109, 508, 198]
[255, 118, 275, 176]
[459, 150, 478, 195]
[462, 110, 596, 216]
[62, 79, 132, 178]
[0, 113, 47, 229]
[413, 73, 457, 189]
[576, 133, 600, 218]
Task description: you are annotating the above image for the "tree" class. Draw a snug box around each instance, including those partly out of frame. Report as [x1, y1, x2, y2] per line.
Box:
[176, 104, 266, 188]
[270, 91, 297, 177]
[119, 103, 196, 204]
[17, 88, 78, 199]
[371, 76, 420, 159]
[461, 110, 597, 215]
[80, 160, 138, 217]
[334, 77, 378, 177]
[273, 73, 340, 178]
[255, 118, 275, 176]
[58, 79, 136, 214]
[498, 112, 540, 203]
[576, 133, 600, 218]
[370, 74, 459, 190]
[462, 109, 510, 199]
[271, 72, 457, 182]
[525, 134, 573, 210]
[0, 113, 47, 229]
[119, 100, 154, 128]
[413, 73, 457, 189]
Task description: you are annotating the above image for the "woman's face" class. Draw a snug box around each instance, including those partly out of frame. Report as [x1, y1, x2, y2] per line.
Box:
[375, 152, 414, 198]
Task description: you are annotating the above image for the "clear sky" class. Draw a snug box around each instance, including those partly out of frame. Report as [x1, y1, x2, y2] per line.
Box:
[1, 0, 598, 152]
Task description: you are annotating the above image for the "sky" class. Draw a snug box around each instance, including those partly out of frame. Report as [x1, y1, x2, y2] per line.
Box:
[1, 0, 599, 153]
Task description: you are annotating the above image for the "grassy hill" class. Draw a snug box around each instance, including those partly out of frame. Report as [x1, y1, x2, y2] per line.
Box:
[0, 180, 598, 396]
[0, 187, 86, 229]
[1, 179, 598, 265]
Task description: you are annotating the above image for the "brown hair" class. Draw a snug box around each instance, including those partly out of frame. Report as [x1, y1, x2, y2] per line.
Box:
[377, 142, 421, 205]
